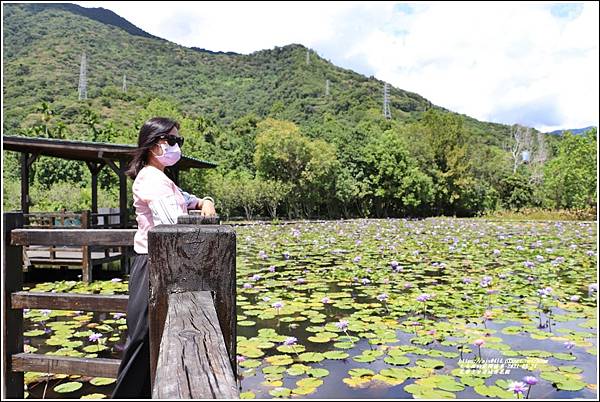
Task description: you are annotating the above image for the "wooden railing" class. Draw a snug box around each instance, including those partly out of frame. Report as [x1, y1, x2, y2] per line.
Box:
[20, 210, 132, 282]
[91, 211, 121, 229]
[2, 211, 238, 399]
[149, 213, 238, 398]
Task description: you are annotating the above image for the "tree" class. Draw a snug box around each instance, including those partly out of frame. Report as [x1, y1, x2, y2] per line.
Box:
[36, 101, 54, 137]
[506, 124, 533, 174]
[254, 118, 312, 184]
[498, 172, 534, 210]
[529, 131, 548, 186]
[359, 131, 433, 217]
[254, 118, 341, 218]
[542, 129, 597, 209]
[421, 109, 476, 215]
[254, 118, 312, 217]
[258, 179, 291, 219]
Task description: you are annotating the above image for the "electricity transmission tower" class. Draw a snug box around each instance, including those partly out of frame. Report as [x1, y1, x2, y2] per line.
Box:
[306, 49, 310, 65]
[383, 82, 391, 119]
[122, 74, 127, 92]
[325, 79, 330, 96]
[78, 52, 87, 100]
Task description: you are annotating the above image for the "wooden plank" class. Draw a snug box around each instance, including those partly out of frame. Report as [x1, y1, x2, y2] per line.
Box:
[82, 245, 92, 283]
[11, 292, 128, 312]
[23, 212, 83, 219]
[26, 246, 88, 253]
[3, 213, 24, 398]
[28, 259, 84, 266]
[12, 354, 120, 378]
[152, 291, 238, 399]
[148, 224, 236, 387]
[11, 229, 136, 246]
[21, 153, 30, 214]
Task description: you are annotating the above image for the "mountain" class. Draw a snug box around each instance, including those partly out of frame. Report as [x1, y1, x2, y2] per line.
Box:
[9, 3, 162, 41]
[547, 126, 596, 136]
[2, 2, 510, 145]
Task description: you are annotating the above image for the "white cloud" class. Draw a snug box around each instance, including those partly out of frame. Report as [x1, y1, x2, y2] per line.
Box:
[74, 1, 598, 132]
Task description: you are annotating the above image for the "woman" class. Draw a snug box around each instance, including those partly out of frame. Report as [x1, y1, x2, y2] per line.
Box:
[112, 117, 216, 398]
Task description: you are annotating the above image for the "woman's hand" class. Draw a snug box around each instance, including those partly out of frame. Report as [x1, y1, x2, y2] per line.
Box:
[200, 199, 217, 217]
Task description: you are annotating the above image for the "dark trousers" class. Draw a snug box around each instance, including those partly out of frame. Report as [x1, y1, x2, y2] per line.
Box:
[112, 254, 151, 398]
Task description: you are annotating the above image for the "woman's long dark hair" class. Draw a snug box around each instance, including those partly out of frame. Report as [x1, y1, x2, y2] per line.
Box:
[125, 117, 180, 179]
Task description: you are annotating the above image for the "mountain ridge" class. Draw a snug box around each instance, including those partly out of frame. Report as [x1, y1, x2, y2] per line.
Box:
[2, 2, 510, 146]
[547, 126, 596, 135]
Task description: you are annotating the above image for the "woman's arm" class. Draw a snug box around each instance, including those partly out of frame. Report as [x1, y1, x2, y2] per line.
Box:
[177, 186, 216, 216]
[177, 187, 201, 209]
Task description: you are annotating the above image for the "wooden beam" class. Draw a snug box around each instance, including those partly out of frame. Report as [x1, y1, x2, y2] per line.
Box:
[3, 213, 24, 398]
[148, 224, 237, 388]
[11, 229, 136, 246]
[102, 158, 120, 176]
[20, 153, 29, 214]
[152, 291, 238, 399]
[11, 292, 128, 312]
[85, 161, 106, 175]
[86, 161, 105, 215]
[27, 153, 38, 168]
[12, 354, 120, 378]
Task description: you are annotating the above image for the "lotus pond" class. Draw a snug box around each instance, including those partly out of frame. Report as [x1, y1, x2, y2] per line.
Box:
[22, 218, 597, 399]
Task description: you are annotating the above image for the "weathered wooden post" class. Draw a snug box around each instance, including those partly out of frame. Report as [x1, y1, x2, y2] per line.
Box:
[81, 210, 93, 283]
[3, 212, 24, 398]
[148, 212, 237, 398]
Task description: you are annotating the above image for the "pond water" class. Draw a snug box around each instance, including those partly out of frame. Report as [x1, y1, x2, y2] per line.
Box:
[22, 218, 597, 399]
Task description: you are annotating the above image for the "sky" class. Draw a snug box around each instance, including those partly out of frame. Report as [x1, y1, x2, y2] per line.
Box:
[74, 1, 599, 132]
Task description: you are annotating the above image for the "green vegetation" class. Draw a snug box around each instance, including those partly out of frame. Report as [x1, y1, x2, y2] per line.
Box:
[2, 3, 597, 219]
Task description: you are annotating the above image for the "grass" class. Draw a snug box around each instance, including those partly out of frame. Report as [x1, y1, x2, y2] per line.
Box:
[480, 207, 597, 222]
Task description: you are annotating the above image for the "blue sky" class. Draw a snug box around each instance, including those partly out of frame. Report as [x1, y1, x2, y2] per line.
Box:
[75, 1, 599, 132]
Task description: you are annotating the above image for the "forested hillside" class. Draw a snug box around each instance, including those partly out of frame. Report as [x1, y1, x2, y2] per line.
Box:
[2, 3, 596, 219]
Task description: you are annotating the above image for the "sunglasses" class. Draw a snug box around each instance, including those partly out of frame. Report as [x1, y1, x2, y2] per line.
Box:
[156, 134, 184, 147]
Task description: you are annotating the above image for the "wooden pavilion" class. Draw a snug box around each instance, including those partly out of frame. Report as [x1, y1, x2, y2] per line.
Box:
[3, 135, 216, 227]
[3, 135, 216, 279]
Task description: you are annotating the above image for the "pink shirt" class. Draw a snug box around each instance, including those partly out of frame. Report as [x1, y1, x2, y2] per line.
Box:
[132, 165, 188, 254]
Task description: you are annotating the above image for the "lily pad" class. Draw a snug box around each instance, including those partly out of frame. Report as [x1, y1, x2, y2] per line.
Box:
[556, 379, 587, 391]
[307, 368, 330, 378]
[54, 381, 83, 393]
[348, 368, 375, 377]
[384, 355, 410, 366]
[89, 377, 116, 386]
[416, 358, 445, 369]
[298, 352, 325, 363]
[269, 387, 291, 397]
[265, 355, 294, 366]
[553, 353, 577, 361]
[23, 329, 46, 337]
[296, 378, 324, 388]
[323, 351, 349, 360]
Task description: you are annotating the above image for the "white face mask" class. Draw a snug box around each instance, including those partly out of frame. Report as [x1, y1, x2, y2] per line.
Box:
[152, 143, 181, 166]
